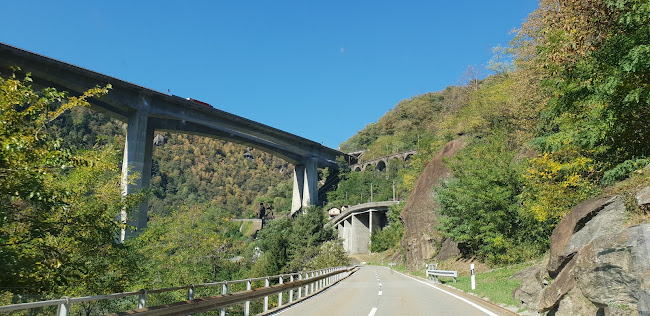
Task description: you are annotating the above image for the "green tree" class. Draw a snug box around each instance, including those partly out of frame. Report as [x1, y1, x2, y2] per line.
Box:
[0, 72, 139, 299]
[435, 134, 544, 264]
[370, 203, 404, 252]
[253, 207, 339, 274]
[130, 205, 247, 305]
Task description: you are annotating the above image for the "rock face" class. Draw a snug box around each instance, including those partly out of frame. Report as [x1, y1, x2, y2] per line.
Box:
[516, 191, 650, 316]
[400, 138, 464, 270]
[512, 262, 546, 311]
[546, 196, 625, 277]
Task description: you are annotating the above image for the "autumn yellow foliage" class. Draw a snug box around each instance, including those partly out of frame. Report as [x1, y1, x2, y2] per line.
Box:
[520, 149, 597, 222]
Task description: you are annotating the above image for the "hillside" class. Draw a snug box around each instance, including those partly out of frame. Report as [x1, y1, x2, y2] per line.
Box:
[49, 106, 294, 219]
[2, 0, 649, 314]
[330, 1, 650, 313]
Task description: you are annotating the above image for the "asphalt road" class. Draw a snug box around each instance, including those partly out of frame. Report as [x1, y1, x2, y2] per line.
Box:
[271, 266, 502, 316]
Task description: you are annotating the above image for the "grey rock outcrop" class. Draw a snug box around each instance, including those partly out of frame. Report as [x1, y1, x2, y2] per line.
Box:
[546, 196, 625, 277]
[574, 224, 650, 313]
[435, 238, 461, 261]
[636, 186, 650, 209]
[512, 262, 546, 311]
[516, 191, 650, 316]
[400, 138, 464, 270]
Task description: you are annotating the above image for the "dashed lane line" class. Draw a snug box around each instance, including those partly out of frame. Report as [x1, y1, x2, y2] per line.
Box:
[368, 307, 378, 316]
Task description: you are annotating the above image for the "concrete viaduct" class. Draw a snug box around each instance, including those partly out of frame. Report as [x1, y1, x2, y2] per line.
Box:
[0, 43, 352, 240]
[349, 150, 416, 172]
[329, 201, 400, 254]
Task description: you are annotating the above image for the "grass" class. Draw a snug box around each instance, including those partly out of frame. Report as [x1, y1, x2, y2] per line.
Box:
[360, 250, 535, 308]
[439, 262, 533, 307]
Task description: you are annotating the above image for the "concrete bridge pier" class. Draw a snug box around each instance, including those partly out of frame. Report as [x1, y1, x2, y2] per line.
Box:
[329, 201, 398, 254]
[339, 218, 352, 252]
[120, 96, 154, 242]
[291, 158, 319, 215]
[349, 213, 371, 254]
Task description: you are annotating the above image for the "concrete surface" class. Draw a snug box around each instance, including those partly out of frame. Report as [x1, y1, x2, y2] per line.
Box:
[272, 266, 506, 316]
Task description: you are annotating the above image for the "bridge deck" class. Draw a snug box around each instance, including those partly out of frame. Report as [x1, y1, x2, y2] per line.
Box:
[0, 42, 346, 167]
[330, 201, 400, 226]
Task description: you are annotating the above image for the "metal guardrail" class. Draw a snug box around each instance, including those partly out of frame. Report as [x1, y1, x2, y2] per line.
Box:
[426, 263, 458, 283]
[0, 266, 358, 316]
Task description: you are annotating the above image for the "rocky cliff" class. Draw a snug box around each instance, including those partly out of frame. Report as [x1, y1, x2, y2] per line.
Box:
[513, 191, 650, 316]
[400, 138, 464, 270]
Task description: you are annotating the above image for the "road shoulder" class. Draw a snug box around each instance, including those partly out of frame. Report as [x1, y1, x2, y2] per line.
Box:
[387, 267, 520, 316]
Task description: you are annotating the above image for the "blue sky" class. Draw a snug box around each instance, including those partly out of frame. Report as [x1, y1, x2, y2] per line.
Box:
[1, 1, 538, 149]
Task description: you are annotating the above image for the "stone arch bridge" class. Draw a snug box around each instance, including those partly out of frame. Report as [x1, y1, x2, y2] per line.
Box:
[349, 150, 417, 172]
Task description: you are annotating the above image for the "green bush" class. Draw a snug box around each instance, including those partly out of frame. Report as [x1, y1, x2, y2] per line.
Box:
[370, 203, 404, 252]
[602, 158, 650, 185]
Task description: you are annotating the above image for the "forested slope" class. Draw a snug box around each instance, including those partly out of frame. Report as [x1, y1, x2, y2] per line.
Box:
[333, 0, 650, 265]
[0, 74, 340, 312]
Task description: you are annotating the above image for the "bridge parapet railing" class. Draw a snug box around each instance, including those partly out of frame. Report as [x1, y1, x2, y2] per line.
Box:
[0, 265, 358, 316]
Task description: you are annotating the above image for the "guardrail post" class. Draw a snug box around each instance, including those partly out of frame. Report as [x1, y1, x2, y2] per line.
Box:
[278, 276, 284, 307]
[264, 277, 270, 312]
[328, 269, 331, 285]
[318, 271, 322, 290]
[310, 272, 315, 293]
[304, 273, 309, 296]
[289, 275, 294, 302]
[297, 274, 302, 298]
[138, 290, 147, 309]
[56, 297, 70, 316]
[220, 282, 228, 316]
[188, 285, 194, 300]
[244, 279, 251, 316]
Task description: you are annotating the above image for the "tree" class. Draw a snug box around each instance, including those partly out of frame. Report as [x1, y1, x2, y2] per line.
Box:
[253, 207, 339, 274]
[130, 205, 246, 306]
[435, 134, 545, 263]
[0, 72, 140, 300]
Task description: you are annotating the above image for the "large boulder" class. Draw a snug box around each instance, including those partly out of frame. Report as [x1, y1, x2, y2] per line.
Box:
[636, 186, 650, 209]
[520, 190, 650, 315]
[512, 262, 546, 311]
[573, 224, 650, 315]
[539, 256, 578, 311]
[546, 196, 625, 277]
[553, 286, 600, 316]
[400, 138, 465, 270]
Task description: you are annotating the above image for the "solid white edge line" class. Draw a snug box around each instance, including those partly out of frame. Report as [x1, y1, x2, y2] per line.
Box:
[368, 307, 378, 316]
[391, 269, 499, 316]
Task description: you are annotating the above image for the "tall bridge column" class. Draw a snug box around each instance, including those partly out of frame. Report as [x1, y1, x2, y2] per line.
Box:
[120, 96, 153, 242]
[343, 217, 352, 252]
[291, 158, 319, 215]
[302, 158, 318, 207]
[291, 165, 305, 214]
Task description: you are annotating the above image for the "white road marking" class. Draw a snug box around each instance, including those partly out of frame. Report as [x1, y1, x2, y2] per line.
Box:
[378, 290, 382, 295]
[379, 283, 382, 287]
[368, 307, 378, 316]
[392, 269, 499, 316]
